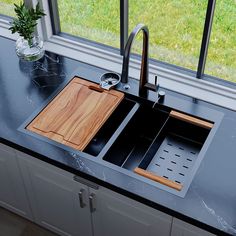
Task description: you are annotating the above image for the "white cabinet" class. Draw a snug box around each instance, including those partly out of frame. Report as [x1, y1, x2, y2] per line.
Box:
[16, 151, 172, 236]
[17, 151, 93, 236]
[91, 187, 172, 236]
[6, 148, 215, 236]
[171, 218, 216, 236]
[0, 144, 32, 220]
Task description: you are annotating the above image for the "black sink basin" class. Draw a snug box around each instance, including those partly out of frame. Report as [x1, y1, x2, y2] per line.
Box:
[103, 105, 169, 169]
[136, 114, 211, 189]
[84, 98, 138, 156]
[103, 102, 214, 197]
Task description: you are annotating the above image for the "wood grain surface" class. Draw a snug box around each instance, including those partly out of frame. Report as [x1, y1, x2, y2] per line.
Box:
[134, 167, 183, 191]
[170, 110, 213, 129]
[27, 77, 124, 151]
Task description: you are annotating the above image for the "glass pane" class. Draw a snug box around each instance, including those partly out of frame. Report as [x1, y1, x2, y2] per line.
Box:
[205, 1, 236, 83]
[58, 0, 120, 48]
[129, 0, 207, 71]
[0, 0, 21, 17]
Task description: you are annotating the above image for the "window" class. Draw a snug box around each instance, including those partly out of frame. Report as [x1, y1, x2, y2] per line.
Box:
[57, 0, 120, 49]
[0, 0, 21, 17]
[52, 0, 235, 85]
[205, 1, 236, 83]
[129, 0, 207, 71]
[0, 0, 234, 88]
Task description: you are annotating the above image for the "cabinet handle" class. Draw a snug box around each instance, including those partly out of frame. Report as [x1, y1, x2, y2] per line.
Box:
[89, 193, 96, 213]
[78, 189, 86, 208]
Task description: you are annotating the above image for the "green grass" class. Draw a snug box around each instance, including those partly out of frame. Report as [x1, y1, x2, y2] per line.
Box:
[58, 0, 120, 48]
[0, 0, 21, 17]
[1, 0, 235, 82]
[58, 0, 235, 82]
[205, 1, 235, 81]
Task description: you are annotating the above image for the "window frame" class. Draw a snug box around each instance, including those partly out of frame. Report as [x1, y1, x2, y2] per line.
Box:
[0, 0, 235, 110]
[197, 0, 216, 79]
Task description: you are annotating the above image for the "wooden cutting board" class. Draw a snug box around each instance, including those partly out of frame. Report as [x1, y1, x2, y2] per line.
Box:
[27, 76, 124, 151]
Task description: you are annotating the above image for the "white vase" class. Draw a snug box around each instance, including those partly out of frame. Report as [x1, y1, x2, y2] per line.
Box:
[15, 35, 45, 61]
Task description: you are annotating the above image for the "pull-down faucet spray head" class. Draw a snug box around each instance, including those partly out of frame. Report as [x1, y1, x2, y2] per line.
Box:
[121, 23, 158, 97]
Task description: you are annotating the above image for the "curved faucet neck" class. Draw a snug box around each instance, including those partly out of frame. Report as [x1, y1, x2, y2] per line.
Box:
[121, 24, 149, 90]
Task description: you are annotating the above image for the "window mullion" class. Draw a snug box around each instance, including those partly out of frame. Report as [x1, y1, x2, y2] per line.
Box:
[24, 0, 33, 8]
[197, 0, 216, 79]
[48, 0, 61, 35]
[120, 0, 128, 55]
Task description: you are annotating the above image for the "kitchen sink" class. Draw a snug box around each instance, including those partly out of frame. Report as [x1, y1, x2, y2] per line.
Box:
[103, 103, 214, 196]
[20, 77, 215, 197]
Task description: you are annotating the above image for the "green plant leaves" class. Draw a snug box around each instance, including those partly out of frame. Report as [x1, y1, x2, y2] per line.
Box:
[9, 2, 45, 45]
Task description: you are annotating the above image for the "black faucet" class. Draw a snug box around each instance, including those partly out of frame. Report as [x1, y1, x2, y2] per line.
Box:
[121, 23, 158, 97]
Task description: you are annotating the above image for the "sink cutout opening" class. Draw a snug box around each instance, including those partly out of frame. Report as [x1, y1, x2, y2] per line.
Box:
[134, 112, 213, 192]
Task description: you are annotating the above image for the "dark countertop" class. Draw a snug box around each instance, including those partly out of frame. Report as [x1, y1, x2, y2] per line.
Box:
[1, 36, 236, 236]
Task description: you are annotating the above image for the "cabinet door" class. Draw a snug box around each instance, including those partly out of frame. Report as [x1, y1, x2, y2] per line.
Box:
[91, 186, 172, 236]
[0, 144, 32, 220]
[17, 152, 93, 236]
[171, 218, 216, 236]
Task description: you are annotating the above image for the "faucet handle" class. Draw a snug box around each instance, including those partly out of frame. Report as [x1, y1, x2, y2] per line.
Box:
[154, 75, 158, 88]
[155, 75, 158, 85]
[144, 75, 159, 92]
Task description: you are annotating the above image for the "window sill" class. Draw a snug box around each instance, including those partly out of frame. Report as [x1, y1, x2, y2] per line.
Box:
[0, 18, 17, 40]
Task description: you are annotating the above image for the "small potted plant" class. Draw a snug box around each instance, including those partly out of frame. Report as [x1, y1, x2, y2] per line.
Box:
[9, 2, 45, 61]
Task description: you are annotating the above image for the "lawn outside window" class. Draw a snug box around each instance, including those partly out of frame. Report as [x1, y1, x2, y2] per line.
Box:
[205, 0, 236, 83]
[0, 0, 22, 17]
